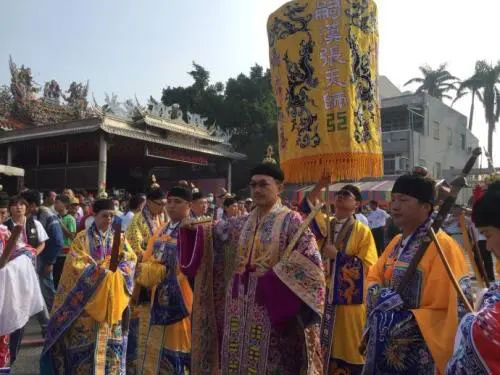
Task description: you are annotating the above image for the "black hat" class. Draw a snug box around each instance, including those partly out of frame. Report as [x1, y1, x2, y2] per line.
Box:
[147, 187, 166, 201]
[340, 184, 362, 202]
[168, 186, 192, 202]
[472, 181, 500, 229]
[93, 199, 114, 214]
[250, 163, 285, 182]
[392, 174, 436, 205]
[192, 191, 205, 201]
[223, 196, 237, 207]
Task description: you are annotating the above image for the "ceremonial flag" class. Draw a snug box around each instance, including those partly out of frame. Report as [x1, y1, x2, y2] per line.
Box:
[268, 0, 382, 183]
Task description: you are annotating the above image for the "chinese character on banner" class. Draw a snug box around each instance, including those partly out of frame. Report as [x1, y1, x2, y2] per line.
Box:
[324, 23, 342, 43]
[325, 69, 346, 87]
[320, 46, 346, 66]
[315, 0, 341, 20]
[323, 92, 347, 110]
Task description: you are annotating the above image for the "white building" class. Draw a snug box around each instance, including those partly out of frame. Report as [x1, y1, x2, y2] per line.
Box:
[379, 76, 479, 179]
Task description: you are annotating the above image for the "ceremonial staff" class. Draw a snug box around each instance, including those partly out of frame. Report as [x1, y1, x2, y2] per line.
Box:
[428, 228, 474, 313]
[459, 212, 490, 289]
[109, 223, 121, 272]
[0, 225, 22, 269]
[396, 147, 482, 305]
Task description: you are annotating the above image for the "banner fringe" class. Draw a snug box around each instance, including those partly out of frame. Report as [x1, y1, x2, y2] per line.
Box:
[281, 153, 383, 184]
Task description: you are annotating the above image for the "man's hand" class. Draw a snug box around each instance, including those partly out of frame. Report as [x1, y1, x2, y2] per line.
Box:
[309, 174, 332, 204]
[323, 243, 338, 259]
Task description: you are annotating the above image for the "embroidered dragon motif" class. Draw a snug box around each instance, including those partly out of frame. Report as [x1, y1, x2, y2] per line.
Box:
[284, 33, 320, 149]
[267, 3, 312, 48]
[338, 262, 361, 304]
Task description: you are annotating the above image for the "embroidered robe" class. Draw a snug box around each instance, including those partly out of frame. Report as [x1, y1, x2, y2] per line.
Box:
[125, 206, 167, 374]
[40, 225, 136, 375]
[179, 201, 326, 375]
[132, 222, 192, 374]
[300, 199, 378, 373]
[363, 225, 472, 375]
[446, 281, 500, 374]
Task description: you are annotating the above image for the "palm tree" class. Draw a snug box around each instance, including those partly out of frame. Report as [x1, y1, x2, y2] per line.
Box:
[452, 64, 483, 131]
[474, 61, 500, 161]
[405, 63, 458, 101]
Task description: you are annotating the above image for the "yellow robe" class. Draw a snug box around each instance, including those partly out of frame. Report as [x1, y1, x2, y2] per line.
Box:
[367, 230, 471, 374]
[312, 210, 378, 365]
[126, 212, 191, 374]
[125, 208, 165, 373]
[135, 221, 192, 374]
[43, 229, 136, 374]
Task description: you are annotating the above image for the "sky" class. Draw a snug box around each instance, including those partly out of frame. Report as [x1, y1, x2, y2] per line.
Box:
[0, 0, 498, 166]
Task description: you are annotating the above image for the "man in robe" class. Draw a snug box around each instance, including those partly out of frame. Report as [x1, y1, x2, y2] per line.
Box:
[129, 186, 193, 374]
[300, 177, 377, 374]
[40, 199, 136, 374]
[125, 186, 168, 373]
[179, 162, 325, 375]
[446, 181, 500, 374]
[362, 173, 473, 374]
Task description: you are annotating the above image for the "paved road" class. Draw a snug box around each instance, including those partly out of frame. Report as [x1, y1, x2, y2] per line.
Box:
[10, 318, 42, 375]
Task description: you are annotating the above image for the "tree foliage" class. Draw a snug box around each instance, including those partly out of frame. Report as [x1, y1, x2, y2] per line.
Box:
[405, 63, 458, 100]
[161, 62, 278, 192]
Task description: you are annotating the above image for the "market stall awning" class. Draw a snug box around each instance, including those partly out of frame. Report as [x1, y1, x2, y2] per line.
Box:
[284, 179, 396, 203]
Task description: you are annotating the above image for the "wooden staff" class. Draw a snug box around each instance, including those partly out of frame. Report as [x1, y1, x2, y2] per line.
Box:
[429, 228, 474, 314]
[0, 226, 23, 269]
[459, 212, 489, 289]
[109, 223, 121, 272]
[326, 182, 332, 245]
[283, 202, 324, 260]
[467, 222, 490, 288]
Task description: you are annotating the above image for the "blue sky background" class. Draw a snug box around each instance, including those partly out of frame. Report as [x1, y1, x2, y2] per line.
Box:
[0, 0, 498, 165]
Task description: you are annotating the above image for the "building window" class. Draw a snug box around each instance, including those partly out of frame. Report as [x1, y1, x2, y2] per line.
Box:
[384, 157, 396, 173]
[447, 128, 453, 145]
[435, 162, 442, 178]
[433, 121, 440, 140]
[461, 134, 466, 150]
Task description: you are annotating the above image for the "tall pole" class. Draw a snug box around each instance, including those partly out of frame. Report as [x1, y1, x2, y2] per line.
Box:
[98, 134, 107, 193]
[6, 145, 12, 166]
[227, 160, 232, 194]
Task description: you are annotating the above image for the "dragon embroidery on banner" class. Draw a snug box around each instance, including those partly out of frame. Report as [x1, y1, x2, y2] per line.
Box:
[345, 0, 378, 33]
[284, 34, 320, 149]
[346, 1, 378, 144]
[267, 2, 312, 48]
[268, 3, 320, 149]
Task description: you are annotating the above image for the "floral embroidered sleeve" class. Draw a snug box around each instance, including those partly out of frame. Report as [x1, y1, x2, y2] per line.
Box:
[258, 211, 325, 329]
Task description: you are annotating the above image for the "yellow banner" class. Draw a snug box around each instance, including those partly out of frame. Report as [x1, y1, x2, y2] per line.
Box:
[268, 0, 382, 183]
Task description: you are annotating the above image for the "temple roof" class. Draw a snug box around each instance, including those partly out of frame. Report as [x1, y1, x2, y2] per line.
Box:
[0, 116, 245, 160]
[0, 57, 245, 160]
